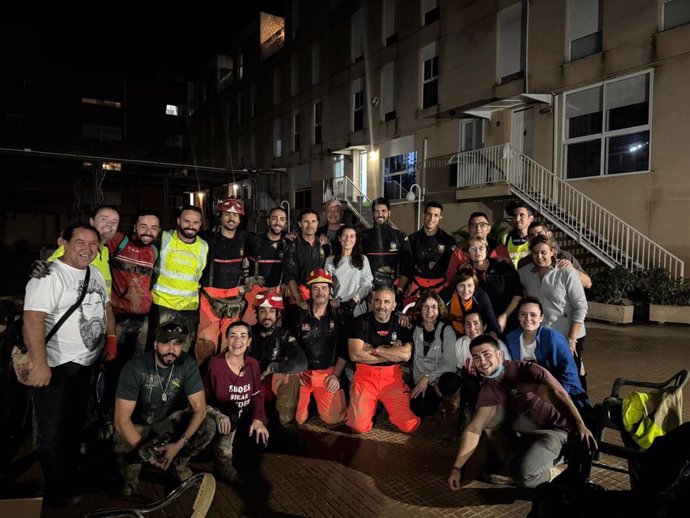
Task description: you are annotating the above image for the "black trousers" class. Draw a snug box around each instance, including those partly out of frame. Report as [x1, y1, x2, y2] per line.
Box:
[32, 361, 93, 499]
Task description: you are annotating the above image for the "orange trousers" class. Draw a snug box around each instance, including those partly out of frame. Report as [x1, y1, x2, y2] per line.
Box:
[295, 368, 346, 426]
[195, 286, 243, 364]
[346, 364, 421, 434]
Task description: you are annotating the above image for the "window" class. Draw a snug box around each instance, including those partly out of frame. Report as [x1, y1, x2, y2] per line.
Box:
[564, 71, 651, 178]
[81, 124, 122, 141]
[352, 78, 364, 132]
[421, 0, 439, 25]
[381, 61, 396, 121]
[333, 155, 345, 178]
[358, 151, 369, 196]
[382, 0, 397, 45]
[351, 8, 364, 63]
[421, 42, 438, 109]
[274, 119, 282, 158]
[166, 135, 185, 148]
[293, 112, 301, 151]
[313, 102, 322, 145]
[384, 152, 417, 200]
[311, 42, 320, 85]
[295, 188, 312, 210]
[460, 119, 484, 152]
[497, 1, 526, 83]
[568, 0, 602, 60]
[663, 0, 690, 30]
[291, 54, 300, 96]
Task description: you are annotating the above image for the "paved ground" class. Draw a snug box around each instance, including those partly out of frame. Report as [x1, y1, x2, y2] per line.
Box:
[26, 321, 690, 517]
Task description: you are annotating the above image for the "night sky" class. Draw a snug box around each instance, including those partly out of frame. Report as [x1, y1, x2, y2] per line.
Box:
[5, 1, 284, 76]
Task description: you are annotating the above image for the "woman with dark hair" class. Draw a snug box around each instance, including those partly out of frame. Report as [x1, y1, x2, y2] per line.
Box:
[439, 266, 501, 336]
[466, 236, 524, 335]
[324, 225, 373, 318]
[409, 290, 458, 418]
[518, 234, 588, 390]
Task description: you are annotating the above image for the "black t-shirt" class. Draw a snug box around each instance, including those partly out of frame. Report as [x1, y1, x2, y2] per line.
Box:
[402, 228, 457, 280]
[349, 313, 412, 367]
[361, 223, 409, 287]
[291, 305, 345, 370]
[245, 232, 285, 287]
[200, 230, 249, 288]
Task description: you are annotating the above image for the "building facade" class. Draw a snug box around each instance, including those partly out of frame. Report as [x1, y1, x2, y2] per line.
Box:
[187, 0, 690, 275]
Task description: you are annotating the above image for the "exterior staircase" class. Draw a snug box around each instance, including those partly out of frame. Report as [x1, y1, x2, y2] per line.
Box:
[323, 176, 399, 229]
[426, 144, 684, 279]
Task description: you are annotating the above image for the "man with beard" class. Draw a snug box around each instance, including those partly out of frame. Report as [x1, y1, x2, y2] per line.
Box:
[347, 286, 420, 434]
[151, 205, 208, 352]
[196, 198, 249, 362]
[22, 222, 114, 505]
[500, 201, 535, 268]
[283, 209, 329, 310]
[291, 269, 347, 426]
[107, 210, 161, 358]
[247, 288, 307, 427]
[399, 201, 457, 300]
[113, 322, 215, 496]
[242, 207, 288, 324]
[361, 197, 410, 288]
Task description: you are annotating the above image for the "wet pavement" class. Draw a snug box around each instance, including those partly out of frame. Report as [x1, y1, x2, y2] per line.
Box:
[34, 321, 690, 517]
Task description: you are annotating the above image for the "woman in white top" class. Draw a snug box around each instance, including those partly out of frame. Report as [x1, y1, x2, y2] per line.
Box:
[324, 225, 373, 319]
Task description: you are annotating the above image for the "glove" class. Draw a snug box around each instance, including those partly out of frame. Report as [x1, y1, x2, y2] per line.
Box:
[30, 260, 52, 279]
[103, 335, 117, 361]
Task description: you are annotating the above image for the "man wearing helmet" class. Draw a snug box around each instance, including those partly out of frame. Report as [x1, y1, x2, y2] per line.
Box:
[289, 269, 347, 426]
[196, 197, 249, 364]
[247, 288, 307, 427]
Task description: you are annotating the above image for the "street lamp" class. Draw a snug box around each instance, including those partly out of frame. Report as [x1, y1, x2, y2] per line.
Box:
[406, 183, 423, 230]
[280, 199, 291, 234]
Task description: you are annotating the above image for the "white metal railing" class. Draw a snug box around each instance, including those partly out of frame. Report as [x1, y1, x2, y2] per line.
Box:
[323, 177, 399, 230]
[429, 144, 685, 279]
[384, 172, 412, 200]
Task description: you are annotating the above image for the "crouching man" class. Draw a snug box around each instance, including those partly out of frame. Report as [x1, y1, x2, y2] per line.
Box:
[448, 335, 596, 490]
[113, 322, 215, 496]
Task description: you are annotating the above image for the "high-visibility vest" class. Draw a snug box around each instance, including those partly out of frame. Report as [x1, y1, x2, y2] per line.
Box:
[49, 244, 112, 295]
[152, 230, 208, 311]
[501, 233, 531, 269]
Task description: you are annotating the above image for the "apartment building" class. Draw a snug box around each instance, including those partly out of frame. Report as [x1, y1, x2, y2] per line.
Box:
[188, 0, 690, 276]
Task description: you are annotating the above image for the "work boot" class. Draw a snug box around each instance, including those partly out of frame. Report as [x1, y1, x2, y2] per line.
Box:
[171, 457, 193, 483]
[214, 457, 244, 484]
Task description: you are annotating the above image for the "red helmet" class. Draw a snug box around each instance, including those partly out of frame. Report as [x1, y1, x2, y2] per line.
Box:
[216, 197, 245, 215]
[254, 288, 284, 310]
[306, 268, 333, 286]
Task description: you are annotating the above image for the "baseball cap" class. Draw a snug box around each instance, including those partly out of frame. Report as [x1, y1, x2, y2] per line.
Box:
[155, 322, 189, 343]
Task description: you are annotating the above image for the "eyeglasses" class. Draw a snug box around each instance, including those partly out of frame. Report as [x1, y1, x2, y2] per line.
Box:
[469, 222, 490, 229]
[468, 246, 486, 253]
[422, 304, 439, 311]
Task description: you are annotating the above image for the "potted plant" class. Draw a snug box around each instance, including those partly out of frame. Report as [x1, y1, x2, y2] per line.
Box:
[587, 266, 637, 324]
[637, 268, 690, 325]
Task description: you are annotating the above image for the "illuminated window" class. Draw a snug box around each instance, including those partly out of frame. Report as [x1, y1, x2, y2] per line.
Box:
[82, 97, 122, 108]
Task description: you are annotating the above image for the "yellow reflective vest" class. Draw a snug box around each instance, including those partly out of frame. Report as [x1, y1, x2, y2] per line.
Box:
[501, 232, 531, 269]
[49, 244, 112, 295]
[152, 230, 208, 311]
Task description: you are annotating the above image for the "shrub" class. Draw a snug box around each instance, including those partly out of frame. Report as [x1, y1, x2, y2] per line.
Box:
[589, 266, 638, 305]
[637, 267, 690, 306]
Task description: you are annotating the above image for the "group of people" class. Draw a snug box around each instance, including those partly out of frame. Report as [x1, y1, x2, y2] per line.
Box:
[20, 194, 598, 505]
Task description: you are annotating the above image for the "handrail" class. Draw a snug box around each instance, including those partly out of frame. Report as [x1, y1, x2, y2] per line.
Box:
[427, 144, 684, 279]
[323, 177, 398, 230]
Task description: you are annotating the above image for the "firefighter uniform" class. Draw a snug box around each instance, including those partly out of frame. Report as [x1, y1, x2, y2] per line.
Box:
[346, 313, 421, 434]
[290, 303, 347, 425]
[401, 228, 457, 296]
[283, 234, 327, 304]
[196, 229, 249, 358]
[243, 232, 286, 324]
[361, 222, 409, 288]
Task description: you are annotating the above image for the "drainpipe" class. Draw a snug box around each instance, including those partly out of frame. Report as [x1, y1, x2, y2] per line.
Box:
[422, 137, 428, 203]
[524, 0, 530, 94]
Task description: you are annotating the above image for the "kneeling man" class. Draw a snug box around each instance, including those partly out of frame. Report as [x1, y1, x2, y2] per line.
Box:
[448, 335, 596, 490]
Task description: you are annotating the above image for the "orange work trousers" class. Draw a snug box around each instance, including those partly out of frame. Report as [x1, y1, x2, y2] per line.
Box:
[195, 286, 243, 364]
[295, 367, 346, 426]
[346, 364, 421, 434]
[260, 372, 300, 426]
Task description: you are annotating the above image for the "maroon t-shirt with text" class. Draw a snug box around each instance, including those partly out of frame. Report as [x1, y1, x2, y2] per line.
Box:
[204, 354, 266, 423]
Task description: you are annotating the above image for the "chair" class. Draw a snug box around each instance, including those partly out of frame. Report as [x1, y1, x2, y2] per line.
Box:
[592, 369, 688, 488]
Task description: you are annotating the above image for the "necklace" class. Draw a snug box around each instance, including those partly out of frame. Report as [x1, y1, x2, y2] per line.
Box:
[155, 362, 175, 402]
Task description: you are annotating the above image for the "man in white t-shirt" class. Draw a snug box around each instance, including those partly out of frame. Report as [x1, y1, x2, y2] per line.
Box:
[23, 222, 115, 506]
